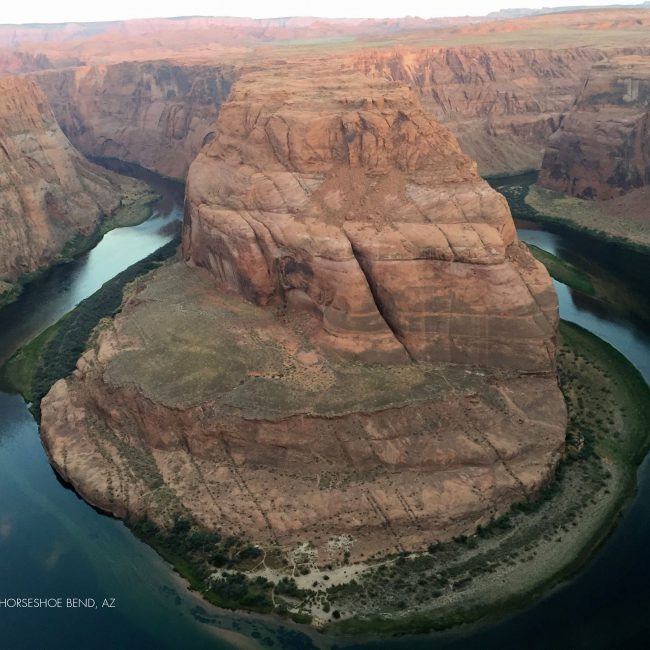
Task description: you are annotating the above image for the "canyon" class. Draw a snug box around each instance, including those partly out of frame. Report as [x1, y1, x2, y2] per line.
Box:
[34, 62, 239, 180]
[0, 74, 151, 305]
[538, 54, 650, 202]
[351, 46, 605, 175]
[1, 5, 649, 631]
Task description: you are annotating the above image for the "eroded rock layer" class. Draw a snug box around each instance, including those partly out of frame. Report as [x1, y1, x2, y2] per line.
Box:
[0, 74, 146, 300]
[34, 61, 239, 179]
[538, 55, 650, 200]
[351, 47, 605, 175]
[184, 67, 559, 370]
[40, 262, 566, 561]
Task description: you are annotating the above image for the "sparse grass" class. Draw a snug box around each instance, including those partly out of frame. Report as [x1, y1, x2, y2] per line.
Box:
[526, 186, 650, 253]
[488, 174, 650, 254]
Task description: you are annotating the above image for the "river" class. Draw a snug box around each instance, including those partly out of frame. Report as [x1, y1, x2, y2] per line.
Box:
[0, 169, 648, 649]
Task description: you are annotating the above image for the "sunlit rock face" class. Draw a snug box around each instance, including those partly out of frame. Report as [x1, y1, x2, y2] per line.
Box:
[184, 66, 558, 371]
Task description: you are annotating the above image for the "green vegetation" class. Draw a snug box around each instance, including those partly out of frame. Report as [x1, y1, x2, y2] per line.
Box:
[58, 188, 159, 263]
[62, 314, 648, 635]
[490, 174, 650, 325]
[0, 282, 22, 309]
[130, 515, 317, 621]
[0, 236, 180, 413]
[527, 243, 595, 295]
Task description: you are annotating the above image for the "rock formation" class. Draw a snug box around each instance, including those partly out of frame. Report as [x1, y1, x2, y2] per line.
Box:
[40, 261, 566, 561]
[184, 67, 559, 371]
[34, 61, 239, 179]
[538, 55, 650, 200]
[40, 67, 566, 563]
[0, 74, 148, 303]
[351, 47, 605, 175]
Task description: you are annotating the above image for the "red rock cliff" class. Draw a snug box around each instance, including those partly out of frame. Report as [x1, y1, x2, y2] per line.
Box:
[538, 55, 650, 200]
[184, 66, 559, 371]
[0, 74, 146, 301]
[34, 61, 239, 179]
[40, 65, 566, 561]
[351, 47, 606, 175]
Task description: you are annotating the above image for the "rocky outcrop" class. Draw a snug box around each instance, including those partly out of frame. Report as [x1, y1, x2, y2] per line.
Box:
[351, 47, 605, 175]
[184, 67, 559, 371]
[34, 61, 239, 179]
[538, 55, 650, 200]
[40, 261, 566, 561]
[0, 49, 54, 74]
[0, 74, 148, 302]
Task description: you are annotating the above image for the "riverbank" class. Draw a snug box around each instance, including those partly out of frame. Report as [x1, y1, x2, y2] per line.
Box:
[526, 244, 595, 296]
[12, 296, 648, 637]
[0, 237, 179, 410]
[526, 186, 650, 253]
[2, 182, 648, 638]
[487, 174, 650, 254]
[133, 324, 648, 635]
[0, 183, 159, 311]
[323, 321, 650, 635]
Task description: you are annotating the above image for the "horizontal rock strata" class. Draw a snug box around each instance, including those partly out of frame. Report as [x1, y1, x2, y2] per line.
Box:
[41, 262, 567, 561]
[184, 67, 559, 370]
[40, 65, 567, 563]
[351, 46, 606, 174]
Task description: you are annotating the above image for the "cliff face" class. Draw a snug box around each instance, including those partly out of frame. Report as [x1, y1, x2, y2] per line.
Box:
[0, 75, 146, 301]
[538, 56, 650, 200]
[351, 47, 605, 175]
[184, 67, 559, 371]
[34, 61, 239, 179]
[0, 49, 54, 74]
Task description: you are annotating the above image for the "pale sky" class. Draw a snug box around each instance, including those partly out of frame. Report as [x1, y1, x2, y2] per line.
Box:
[0, 0, 645, 23]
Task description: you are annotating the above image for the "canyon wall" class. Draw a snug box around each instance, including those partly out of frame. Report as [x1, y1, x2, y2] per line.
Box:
[0, 74, 146, 302]
[34, 61, 239, 179]
[538, 55, 650, 200]
[184, 66, 559, 370]
[351, 47, 605, 175]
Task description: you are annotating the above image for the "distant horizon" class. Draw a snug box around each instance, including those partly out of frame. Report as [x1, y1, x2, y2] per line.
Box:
[1, 0, 647, 26]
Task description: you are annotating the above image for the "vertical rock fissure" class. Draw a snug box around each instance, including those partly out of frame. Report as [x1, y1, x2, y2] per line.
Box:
[345, 234, 416, 363]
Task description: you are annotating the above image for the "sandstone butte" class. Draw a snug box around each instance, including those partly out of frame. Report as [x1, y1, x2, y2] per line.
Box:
[40, 67, 567, 562]
[0, 74, 148, 302]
